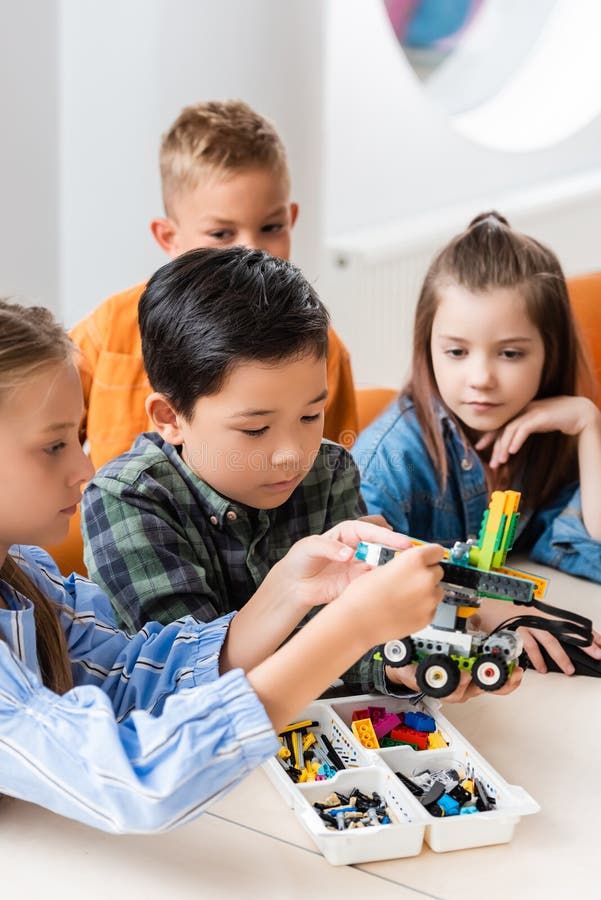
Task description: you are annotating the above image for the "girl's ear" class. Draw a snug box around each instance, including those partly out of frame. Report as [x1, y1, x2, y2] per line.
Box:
[145, 393, 185, 445]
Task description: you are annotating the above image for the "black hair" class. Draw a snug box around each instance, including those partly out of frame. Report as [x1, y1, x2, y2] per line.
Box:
[139, 247, 330, 419]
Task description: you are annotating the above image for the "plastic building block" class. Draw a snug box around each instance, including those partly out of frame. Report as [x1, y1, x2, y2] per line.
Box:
[352, 718, 380, 749]
[404, 711, 436, 732]
[355, 490, 593, 700]
[390, 725, 429, 751]
[372, 713, 402, 739]
[367, 705, 386, 723]
[427, 730, 448, 749]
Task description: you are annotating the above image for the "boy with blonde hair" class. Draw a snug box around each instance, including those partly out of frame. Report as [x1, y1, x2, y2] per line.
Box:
[73, 100, 357, 473]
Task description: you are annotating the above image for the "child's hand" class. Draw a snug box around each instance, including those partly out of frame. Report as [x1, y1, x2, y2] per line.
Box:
[339, 543, 445, 647]
[358, 514, 393, 529]
[384, 661, 523, 700]
[475, 596, 601, 676]
[476, 396, 601, 469]
[518, 623, 601, 674]
[273, 520, 415, 611]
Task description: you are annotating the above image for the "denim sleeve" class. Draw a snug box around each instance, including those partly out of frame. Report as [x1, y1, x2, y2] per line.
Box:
[16, 547, 238, 718]
[523, 485, 601, 583]
[0, 643, 278, 834]
[359, 476, 411, 534]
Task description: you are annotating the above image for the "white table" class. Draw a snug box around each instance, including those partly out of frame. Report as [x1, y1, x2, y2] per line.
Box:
[2, 562, 599, 900]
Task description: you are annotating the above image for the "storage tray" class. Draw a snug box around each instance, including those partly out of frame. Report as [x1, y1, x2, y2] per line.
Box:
[263, 694, 538, 864]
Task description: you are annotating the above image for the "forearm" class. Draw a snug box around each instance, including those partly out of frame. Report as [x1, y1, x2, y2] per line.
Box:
[578, 411, 601, 539]
[247, 600, 368, 733]
[219, 567, 309, 673]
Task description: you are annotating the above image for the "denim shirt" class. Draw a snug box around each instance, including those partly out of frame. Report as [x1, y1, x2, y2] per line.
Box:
[352, 396, 601, 584]
[0, 545, 278, 833]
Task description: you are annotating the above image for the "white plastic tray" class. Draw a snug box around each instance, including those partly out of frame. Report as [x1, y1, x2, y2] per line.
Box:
[263, 694, 539, 863]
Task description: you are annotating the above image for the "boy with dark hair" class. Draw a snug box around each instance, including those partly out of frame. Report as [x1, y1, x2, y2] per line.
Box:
[82, 248, 408, 695]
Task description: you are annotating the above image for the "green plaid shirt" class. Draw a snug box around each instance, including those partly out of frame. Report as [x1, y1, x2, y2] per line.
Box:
[81, 433, 398, 696]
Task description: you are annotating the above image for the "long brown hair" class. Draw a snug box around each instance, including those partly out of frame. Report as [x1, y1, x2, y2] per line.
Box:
[403, 212, 594, 509]
[0, 300, 74, 693]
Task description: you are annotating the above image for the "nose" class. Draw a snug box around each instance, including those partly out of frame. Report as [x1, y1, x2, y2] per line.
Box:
[270, 445, 301, 472]
[239, 231, 270, 253]
[468, 354, 496, 390]
[67, 444, 95, 488]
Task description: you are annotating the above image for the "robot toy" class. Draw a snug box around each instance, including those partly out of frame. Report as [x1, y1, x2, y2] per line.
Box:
[356, 491, 550, 698]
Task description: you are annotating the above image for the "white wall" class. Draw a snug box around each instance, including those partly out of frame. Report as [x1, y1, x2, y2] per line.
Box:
[0, 0, 60, 312]
[321, 0, 601, 386]
[323, 0, 601, 236]
[2, 0, 600, 364]
[59, 0, 324, 325]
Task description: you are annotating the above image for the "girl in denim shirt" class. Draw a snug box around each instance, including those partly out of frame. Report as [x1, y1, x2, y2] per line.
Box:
[0, 299, 444, 833]
[353, 212, 601, 673]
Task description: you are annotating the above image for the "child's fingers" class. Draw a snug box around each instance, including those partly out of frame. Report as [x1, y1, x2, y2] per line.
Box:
[436, 669, 479, 703]
[518, 630, 547, 673]
[358, 514, 393, 529]
[409, 542, 446, 569]
[331, 520, 413, 551]
[384, 663, 419, 691]
[583, 629, 601, 658]
[521, 628, 576, 675]
[474, 430, 497, 451]
[491, 666, 523, 695]
[301, 535, 365, 564]
[489, 425, 519, 468]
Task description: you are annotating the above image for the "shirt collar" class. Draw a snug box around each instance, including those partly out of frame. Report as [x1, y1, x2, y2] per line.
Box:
[145, 433, 261, 528]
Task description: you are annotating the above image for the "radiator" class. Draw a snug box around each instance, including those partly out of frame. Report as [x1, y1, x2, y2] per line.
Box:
[322, 169, 601, 389]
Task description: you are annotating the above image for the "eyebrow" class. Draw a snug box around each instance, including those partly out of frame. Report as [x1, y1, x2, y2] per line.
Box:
[40, 422, 75, 433]
[202, 206, 288, 226]
[230, 389, 329, 418]
[437, 334, 534, 343]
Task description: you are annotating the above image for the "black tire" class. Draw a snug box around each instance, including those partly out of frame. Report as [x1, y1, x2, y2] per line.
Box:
[416, 653, 461, 698]
[383, 637, 415, 668]
[471, 654, 509, 691]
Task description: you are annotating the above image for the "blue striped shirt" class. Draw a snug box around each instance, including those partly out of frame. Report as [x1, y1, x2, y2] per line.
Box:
[0, 546, 279, 833]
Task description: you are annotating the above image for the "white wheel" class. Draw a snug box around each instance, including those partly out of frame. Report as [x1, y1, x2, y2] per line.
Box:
[383, 638, 414, 667]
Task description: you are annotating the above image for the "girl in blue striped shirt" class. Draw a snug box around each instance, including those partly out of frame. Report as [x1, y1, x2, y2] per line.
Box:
[0, 299, 445, 833]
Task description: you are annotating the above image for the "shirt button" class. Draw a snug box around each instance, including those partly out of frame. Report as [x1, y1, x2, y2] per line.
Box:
[226, 510, 237, 521]
[461, 457, 473, 471]
[209, 515, 218, 525]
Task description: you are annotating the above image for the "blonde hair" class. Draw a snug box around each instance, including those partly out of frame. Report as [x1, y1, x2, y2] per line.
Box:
[159, 99, 289, 214]
[0, 299, 74, 694]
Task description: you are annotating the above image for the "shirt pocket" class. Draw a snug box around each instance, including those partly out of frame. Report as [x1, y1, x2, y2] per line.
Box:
[87, 351, 151, 466]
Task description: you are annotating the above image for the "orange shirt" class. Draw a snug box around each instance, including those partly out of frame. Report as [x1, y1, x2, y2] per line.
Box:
[71, 281, 358, 470]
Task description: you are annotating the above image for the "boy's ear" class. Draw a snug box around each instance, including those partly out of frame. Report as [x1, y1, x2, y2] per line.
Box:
[290, 202, 299, 228]
[145, 392, 185, 445]
[150, 217, 180, 258]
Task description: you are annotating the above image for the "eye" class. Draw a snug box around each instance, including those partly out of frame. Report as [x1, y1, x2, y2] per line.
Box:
[261, 223, 283, 234]
[301, 413, 321, 423]
[500, 349, 524, 360]
[208, 230, 234, 242]
[44, 441, 67, 456]
[444, 347, 467, 358]
[241, 426, 269, 438]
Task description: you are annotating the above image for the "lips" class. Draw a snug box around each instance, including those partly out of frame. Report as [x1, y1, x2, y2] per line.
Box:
[263, 476, 301, 490]
[466, 401, 500, 411]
